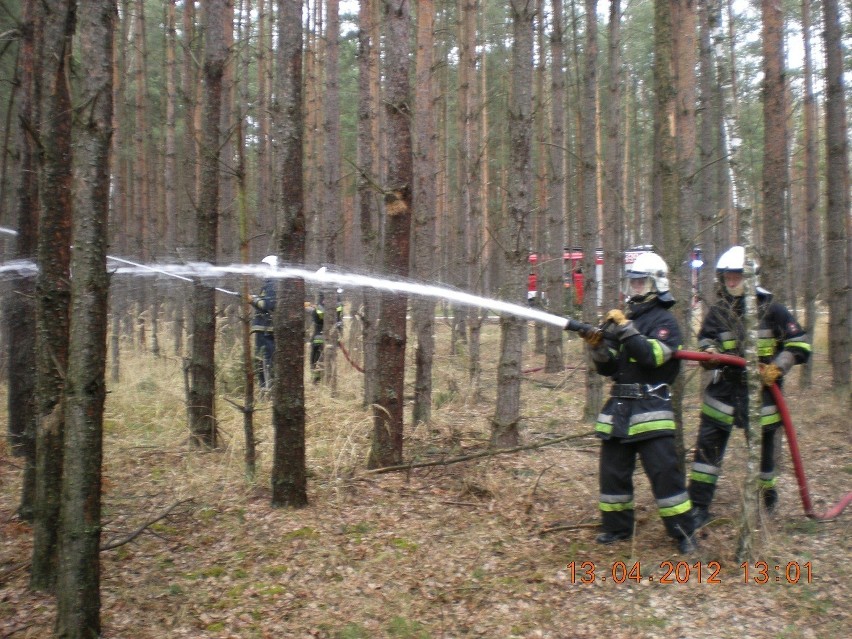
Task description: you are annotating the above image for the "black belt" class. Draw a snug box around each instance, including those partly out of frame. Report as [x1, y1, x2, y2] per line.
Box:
[610, 383, 671, 400]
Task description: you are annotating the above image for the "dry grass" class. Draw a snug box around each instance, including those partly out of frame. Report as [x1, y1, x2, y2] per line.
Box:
[1, 320, 850, 639]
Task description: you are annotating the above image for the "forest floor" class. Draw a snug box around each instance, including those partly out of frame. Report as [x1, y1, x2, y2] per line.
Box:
[1, 319, 850, 639]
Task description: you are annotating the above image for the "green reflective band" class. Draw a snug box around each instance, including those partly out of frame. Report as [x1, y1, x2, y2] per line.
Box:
[759, 477, 777, 489]
[600, 501, 634, 512]
[659, 499, 692, 518]
[785, 340, 811, 352]
[629, 420, 675, 436]
[690, 471, 717, 485]
[758, 338, 776, 357]
[595, 422, 613, 435]
[721, 339, 737, 350]
[647, 339, 665, 366]
[702, 403, 735, 425]
[760, 412, 781, 427]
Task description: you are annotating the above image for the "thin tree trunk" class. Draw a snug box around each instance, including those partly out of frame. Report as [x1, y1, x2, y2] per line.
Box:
[368, 0, 413, 469]
[189, 0, 228, 449]
[492, 0, 534, 448]
[412, 0, 438, 425]
[322, 0, 341, 392]
[602, 0, 624, 312]
[271, 0, 308, 507]
[736, 211, 761, 562]
[580, 0, 602, 421]
[8, 0, 41, 522]
[31, 0, 75, 592]
[823, 0, 851, 391]
[357, 0, 380, 408]
[235, 0, 257, 481]
[55, 3, 114, 634]
[544, 0, 566, 374]
[760, 0, 787, 299]
[799, 0, 819, 389]
[697, 0, 722, 305]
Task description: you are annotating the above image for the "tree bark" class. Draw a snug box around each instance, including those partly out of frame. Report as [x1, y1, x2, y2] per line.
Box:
[580, 0, 602, 421]
[321, 0, 342, 392]
[412, 0, 438, 425]
[271, 0, 308, 507]
[189, 0, 228, 449]
[759, 0, 788, 300]
[544, 0, 566, 374]
[357, 0, 380, 409]
[55, 3, 114, 635]
[31, 0, 75, 592]
[492, 0, 534, 447]
[7, 0, 41, 523]
[798, 0, 819, 390]
[822, 0, 850, 391]
[368, 0, 413, 468]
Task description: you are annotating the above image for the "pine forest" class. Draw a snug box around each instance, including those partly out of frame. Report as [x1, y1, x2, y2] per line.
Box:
[0, 1, 850, 637]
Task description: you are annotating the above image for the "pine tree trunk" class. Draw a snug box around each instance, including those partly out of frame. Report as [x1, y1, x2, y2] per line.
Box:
[492, 0, 534, 448]
[368, 0, 413, 468]
[8, 0, 41, 522]
[271, 0, 307, 508]
[544, 0, 566, 374]
[31, 0, 74, 592]
[823, 0, 851, 391]
[412, 0, 438, 425]
[55, 3, 113, 634]
[357, 0, 380, 409]
[799, 0, 819, 390]
[581, 0, 602, 421]
[759, 0, 787, 299]
[322, 0, 342, 393]
[189, 0, 228, 449]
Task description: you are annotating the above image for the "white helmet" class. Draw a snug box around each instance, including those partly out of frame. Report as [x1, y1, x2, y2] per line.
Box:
[624, 252, 673, 304]
[716, 246, 759, 297]
[261, 255, 278, 268]
[716, 246, 744, 273]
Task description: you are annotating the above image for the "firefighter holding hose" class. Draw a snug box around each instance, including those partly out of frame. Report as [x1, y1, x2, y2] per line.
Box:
[688, 246, 811, 528]
[575, 252, 698, 554]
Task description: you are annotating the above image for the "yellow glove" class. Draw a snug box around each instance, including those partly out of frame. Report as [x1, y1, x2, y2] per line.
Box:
[581, 328, 604, 348]
[759, 363, 783, 386]
[604, 309, 628, 326]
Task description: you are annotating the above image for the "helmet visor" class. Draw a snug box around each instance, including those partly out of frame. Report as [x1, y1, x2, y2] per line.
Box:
[623, 272, 653, 300]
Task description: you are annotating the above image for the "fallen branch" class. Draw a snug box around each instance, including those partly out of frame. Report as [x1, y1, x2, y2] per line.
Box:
[365, 431, 593, 475]
[538, 521, 598, 535]
[100, 498, 194, 551]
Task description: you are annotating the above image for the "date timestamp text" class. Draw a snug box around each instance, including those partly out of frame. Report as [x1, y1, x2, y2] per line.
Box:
[566, 560, 812, 585]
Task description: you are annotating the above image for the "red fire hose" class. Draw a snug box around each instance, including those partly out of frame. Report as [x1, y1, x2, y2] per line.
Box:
[675, 349, 851, 520]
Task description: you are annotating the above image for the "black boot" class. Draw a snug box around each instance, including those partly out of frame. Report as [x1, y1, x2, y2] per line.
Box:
[678, 534, 699, 554]
[692, 506, 714, 528]
[595, 530, 632, 545]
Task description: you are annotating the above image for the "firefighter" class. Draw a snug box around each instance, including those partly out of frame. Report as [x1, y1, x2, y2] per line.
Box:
[309, 292, 326, 383]
[688, 246, 811, 527]
[249, 255, 277, 390]
[579, 251, 697, 553]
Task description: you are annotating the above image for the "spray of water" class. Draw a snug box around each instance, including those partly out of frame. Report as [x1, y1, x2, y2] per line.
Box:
[0, 225, 570, 329]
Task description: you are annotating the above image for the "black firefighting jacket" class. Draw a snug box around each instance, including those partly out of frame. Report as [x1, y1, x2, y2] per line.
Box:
[592, 299, 682, 442]
[250, 279, 276, 333]
[697, 289, 811, 430]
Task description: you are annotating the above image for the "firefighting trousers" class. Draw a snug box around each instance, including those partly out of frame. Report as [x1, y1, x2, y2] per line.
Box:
[688, 415, 779, 509]
[599, 436, 694, 540]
